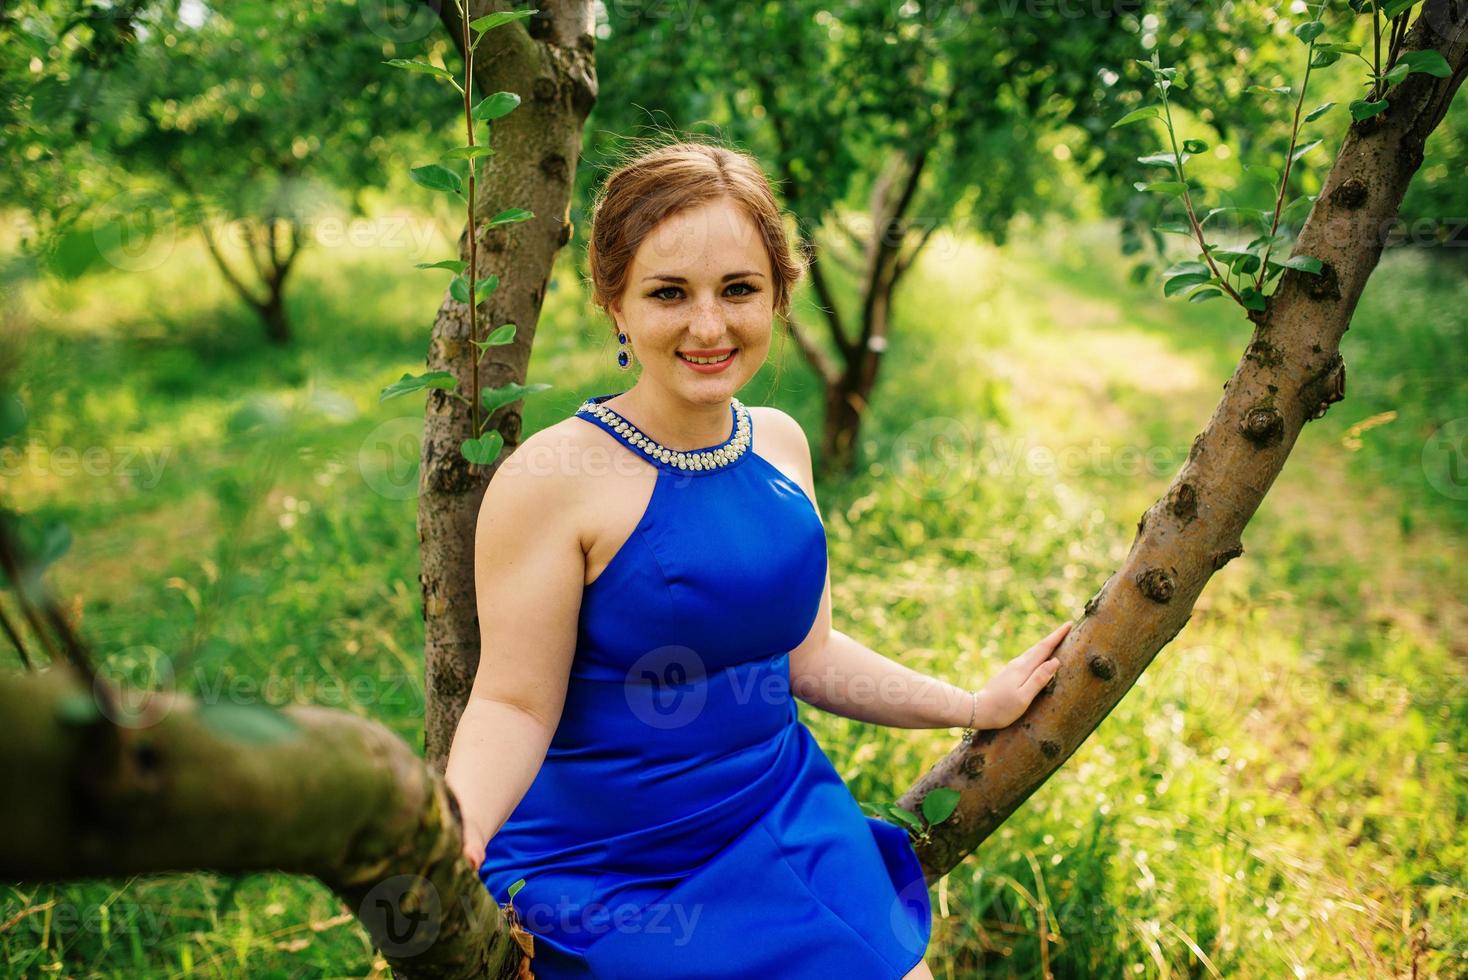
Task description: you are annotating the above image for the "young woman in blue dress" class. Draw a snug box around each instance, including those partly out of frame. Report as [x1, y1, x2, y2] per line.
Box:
[445, 140, 1070, 979]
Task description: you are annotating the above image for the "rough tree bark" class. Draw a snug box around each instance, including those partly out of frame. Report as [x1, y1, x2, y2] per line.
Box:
[419, 0, 597, 773]
[902, 0, 1468, 883]
[0, 664, 526, 980]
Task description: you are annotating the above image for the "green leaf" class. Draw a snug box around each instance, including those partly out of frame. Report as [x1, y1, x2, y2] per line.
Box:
[1384, 61, 1411, 85]
[1152, 221, 1194, 236]
[444, 145, 496, 161]
[409, 164, 463, 196]
[415, 259, 468, 273]
[1135, 180, 1189, 196]
[1279, 195, 1318, 224]
[1293, 21, 1325, 43]
[1239, 286, 1268, 311]
[1163, 272, 1215, 296]
[474, 275, 499, 305]
[448, 276, 475, 305]
[380, 370, 458, 402]
[920, 788, 962, 825]
[1310, 49, 1342, 69]
[382, 59, 456, 82]
[1289, 138, 1323, 164]
[481, 381, 553, 416]
[1244, 232, 1291, 253]
[473, 91, 522, 122]
[0, 390, 27, 444]
[472, 323, 518, 352]
[55, 692, 102, 727]
[1162, 260, 1210, 278]
[0, 510, 71, 591]
[1217, 250, 1260, 274]
[1397, 49, 1452, 78]
[508, 878, 527, 899]
[469, 9, 536, 33]
[1202, 207, 1270, 231]
[487, 207, 535, 228]
[1187, 288, 1223, 303]
[1282, 254, 1324, 274]
[881, 805, 926, 832]
[1137, 151, 1188, 169]
[1349, 98, 1390, 121]
[1304, 102, 1336, 122]
[1110, 105, 1161, 128]
[1314, 43, 1361, 55]
[1181, 138, 1209, 154]
[198, 702, 301, 744]
[461, 432, 505, 466]
[1242, 162, 1280, 185]
[1382, 0, 1423, 18]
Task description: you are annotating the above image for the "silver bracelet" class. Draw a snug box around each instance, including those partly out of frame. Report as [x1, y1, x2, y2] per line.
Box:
[962, 690, 977, 734]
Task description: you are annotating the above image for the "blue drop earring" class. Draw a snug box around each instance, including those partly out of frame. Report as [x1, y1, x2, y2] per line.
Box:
[616, 330, 632, 370]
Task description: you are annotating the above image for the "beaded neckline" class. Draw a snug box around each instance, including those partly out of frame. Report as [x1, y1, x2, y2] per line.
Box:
[574, 393, 753, 476]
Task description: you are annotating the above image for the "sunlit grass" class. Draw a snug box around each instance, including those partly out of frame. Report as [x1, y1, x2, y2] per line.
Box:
[1, 203, 1463, 977]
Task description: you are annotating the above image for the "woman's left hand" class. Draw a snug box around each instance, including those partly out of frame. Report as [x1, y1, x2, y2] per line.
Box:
[972, 620, 1072, 730]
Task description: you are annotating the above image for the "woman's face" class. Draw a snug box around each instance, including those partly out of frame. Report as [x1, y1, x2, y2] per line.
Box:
[609, 196, 774, 405]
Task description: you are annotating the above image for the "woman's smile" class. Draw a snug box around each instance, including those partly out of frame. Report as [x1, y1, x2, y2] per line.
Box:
[677, 347, 738, 373]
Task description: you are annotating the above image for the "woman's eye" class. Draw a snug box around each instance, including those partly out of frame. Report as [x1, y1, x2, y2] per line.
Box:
[649, 283, 758, 301]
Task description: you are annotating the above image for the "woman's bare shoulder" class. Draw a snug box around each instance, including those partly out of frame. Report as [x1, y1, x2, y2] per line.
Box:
[485, 416, 642, 556]
[481, 421, 592, 532]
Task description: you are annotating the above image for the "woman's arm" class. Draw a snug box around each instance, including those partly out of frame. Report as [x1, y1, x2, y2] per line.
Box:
[791, 628, 975, 728]
[759, 406, 1068, 731]
[444, 428, 587, 867]
[790, 623, 1070, 730]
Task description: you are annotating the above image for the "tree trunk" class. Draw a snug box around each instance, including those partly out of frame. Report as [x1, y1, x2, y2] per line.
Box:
[419, 0, 597, 773]
[260, 284, 290, 345]
[791, 146, 927, 476]
[902, 1, 1468, 884]
[821, 373, 864, 474]
[0, 663, 527, 980]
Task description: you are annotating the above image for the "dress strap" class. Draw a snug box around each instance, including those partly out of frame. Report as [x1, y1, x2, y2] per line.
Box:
[573, 393, 755, 477]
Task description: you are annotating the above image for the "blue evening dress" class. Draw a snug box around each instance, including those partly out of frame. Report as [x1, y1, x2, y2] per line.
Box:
[477, 392, 932, 978]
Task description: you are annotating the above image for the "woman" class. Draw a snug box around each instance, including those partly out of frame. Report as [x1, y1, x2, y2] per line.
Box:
[445, 140, 1070, 979]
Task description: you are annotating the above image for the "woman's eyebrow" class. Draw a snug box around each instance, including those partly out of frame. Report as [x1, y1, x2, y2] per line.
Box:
[642, 271, 766, 282]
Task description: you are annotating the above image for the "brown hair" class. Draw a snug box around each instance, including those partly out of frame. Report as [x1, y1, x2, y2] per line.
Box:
[585, 137, 805, 329]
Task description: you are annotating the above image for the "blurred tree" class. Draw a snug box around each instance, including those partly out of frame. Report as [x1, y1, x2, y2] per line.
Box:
[574, 0, 1294, 472]
[2, 0, 457, 343]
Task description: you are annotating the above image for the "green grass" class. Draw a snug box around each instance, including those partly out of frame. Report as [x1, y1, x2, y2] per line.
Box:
[1, 205, 1463, 978]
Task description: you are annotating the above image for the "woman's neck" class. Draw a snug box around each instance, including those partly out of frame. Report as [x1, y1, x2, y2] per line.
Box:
[607, 384, 734, 452]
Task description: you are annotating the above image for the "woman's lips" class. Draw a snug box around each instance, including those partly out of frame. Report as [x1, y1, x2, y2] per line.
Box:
[677, 349, 737, 374]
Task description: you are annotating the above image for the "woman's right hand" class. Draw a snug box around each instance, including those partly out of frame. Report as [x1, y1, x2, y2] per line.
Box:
[973, 620, 1071, 730]
[462, 835, 487, 869]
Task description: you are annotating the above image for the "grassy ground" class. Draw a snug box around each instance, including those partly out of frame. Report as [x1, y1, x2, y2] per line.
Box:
[1, 206, 1463, 978]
